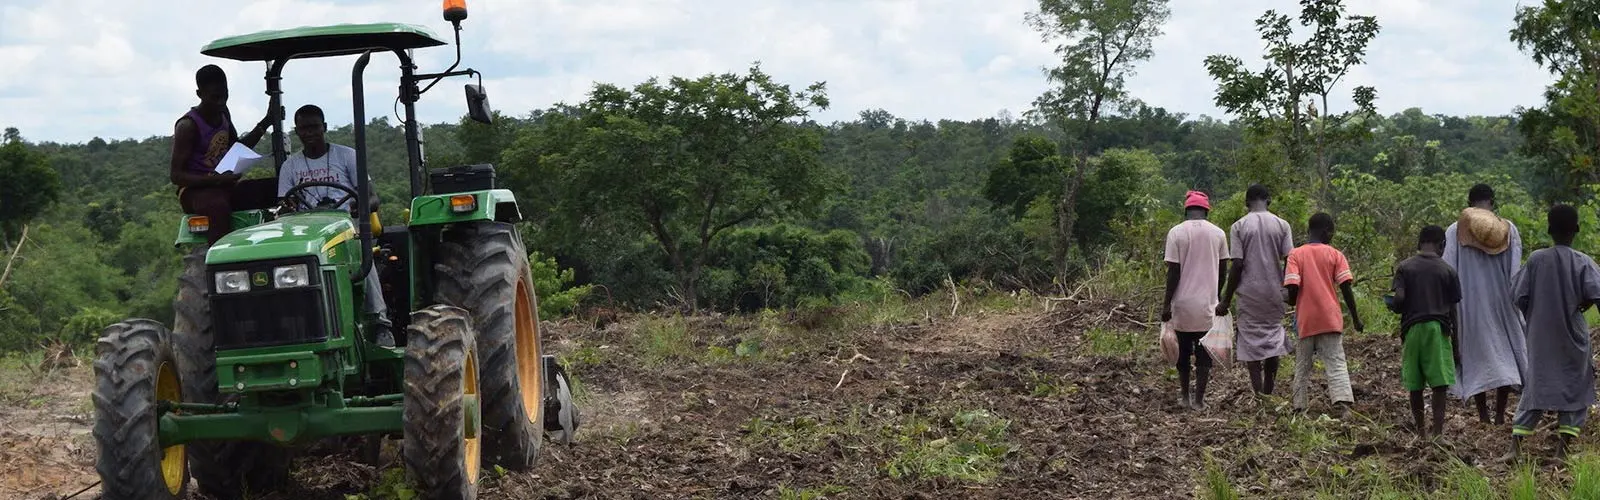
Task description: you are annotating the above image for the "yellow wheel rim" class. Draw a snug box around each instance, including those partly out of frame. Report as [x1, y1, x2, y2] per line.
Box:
[464, 350, 481, 484]
[155, 361, 185, 495]
[513, 276, 543, 425]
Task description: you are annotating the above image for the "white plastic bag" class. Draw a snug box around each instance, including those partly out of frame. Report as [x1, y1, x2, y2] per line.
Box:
[1160, 314, 1234, 369]
[1202, 314, 1234, 369]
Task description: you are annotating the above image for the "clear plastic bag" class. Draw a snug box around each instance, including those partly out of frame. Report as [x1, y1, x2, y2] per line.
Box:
[1202, 314, 1234, 369]
[1161, 315, 1234, 369]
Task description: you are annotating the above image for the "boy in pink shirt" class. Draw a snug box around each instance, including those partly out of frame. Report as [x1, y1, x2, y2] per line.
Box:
[1285, 213, 1365, 418]
[1162, 191, 1230, 410]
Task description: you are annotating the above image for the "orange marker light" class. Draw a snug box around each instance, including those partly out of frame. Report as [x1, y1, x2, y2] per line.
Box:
[444, 0, 468, 22]
[449, 194, 477, 213]
[187, 216, 210, 233]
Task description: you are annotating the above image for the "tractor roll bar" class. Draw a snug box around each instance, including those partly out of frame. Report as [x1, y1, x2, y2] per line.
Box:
[351, 50, 374, 283]
[394, 49, 426, 199]
[265, 58, 289, 175]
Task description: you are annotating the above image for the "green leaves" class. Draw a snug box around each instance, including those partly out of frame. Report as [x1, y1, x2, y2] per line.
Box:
[1025, 0, 1171, 131]
[499, 63, 835, 308]
[983, 135, 1068, 219]
[1203, 0, 1381, 206]
[527, 251, 591, 320]
[1511, 0, 1600, 200]
[1511, 0, 1600, 75]
[0, 128, 62, 247]
[702, 224, 872, 311]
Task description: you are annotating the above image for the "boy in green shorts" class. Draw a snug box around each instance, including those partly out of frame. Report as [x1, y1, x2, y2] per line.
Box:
[1387, 225, 1461, 439]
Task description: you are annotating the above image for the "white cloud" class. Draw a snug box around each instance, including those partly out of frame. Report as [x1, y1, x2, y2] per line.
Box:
[0, 0, 1557, 144]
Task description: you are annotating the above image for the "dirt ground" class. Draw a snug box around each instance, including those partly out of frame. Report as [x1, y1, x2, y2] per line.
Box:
[0, 296, 1588, 499]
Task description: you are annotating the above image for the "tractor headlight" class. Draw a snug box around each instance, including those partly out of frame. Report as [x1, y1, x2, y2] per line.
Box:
[215, 271, 250, 294]
[273, 264, 311, 288]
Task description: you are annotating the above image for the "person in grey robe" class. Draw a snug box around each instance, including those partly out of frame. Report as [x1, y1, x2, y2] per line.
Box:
[1217, 184, 1293, 395]
[1444, 184, 1528, 425]
[1504, 204, 1600, 461]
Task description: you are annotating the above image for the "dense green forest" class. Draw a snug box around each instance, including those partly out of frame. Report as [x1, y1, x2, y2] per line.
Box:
[0, 0, 1594, 352]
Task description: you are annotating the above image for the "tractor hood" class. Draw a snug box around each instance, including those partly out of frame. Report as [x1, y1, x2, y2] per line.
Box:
[205, 211, 358, 266]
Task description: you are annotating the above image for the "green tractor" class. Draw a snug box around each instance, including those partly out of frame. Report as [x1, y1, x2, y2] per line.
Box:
[90, 2, 579, 499]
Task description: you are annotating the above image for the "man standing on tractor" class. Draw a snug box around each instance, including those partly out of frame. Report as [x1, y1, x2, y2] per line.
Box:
[171, 64, 281, 245]
[278, 104, 395, 346]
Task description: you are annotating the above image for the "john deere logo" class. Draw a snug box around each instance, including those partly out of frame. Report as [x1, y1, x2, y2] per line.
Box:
[252, 272, 269, 287]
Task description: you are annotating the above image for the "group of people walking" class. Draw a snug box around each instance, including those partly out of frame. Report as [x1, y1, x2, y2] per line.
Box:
[1160, 183, 1600, 461]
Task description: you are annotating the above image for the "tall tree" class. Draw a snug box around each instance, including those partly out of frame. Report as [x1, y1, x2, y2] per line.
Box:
[502, 64, 836, 310]
[0, 128, 61, 251]
[984, 135, 1069, 219]
[1024, 0, 1171, 281]
[1510, 0, 1600, 201]
[1203, 0, 1380, 207]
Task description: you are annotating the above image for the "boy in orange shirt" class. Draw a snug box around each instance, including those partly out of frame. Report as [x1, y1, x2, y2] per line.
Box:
[1285, 213, 1366, 418]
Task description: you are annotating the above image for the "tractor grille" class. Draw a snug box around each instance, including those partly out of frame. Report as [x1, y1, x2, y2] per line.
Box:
[212, 288, 328, 350]
[208, 258, 330, 351]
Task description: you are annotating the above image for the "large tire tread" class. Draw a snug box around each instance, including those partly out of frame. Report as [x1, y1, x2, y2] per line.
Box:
[93, 320, 186, 500]
[434, 222, 543, 470]
[403, 305, 480, 499]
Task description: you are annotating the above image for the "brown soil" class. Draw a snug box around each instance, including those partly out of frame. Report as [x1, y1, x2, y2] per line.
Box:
[0, 360, 97, 500]
[1, 299, 1576, 499]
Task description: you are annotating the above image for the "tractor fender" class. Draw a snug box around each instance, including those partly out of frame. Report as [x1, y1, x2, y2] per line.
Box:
[406, 189, 521, 227]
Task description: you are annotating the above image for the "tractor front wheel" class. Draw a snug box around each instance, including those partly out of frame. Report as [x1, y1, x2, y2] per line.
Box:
[172, 247, 291, 499]
[435, 221, 545, 470]
[402, 305, 482, 499]
[92, 320, 188, 500]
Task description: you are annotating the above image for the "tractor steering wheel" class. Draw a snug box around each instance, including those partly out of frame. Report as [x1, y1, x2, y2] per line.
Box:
[282, 181, 360, 213]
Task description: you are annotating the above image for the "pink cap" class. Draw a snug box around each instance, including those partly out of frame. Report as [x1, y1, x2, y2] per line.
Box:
[1184, 190, 1210, 210]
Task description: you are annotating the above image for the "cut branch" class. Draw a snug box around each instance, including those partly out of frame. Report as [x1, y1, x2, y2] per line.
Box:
[0, 224, 27, 290]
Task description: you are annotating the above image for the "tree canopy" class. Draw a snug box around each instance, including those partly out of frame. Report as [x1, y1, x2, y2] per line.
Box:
[499, 63, 836, 309]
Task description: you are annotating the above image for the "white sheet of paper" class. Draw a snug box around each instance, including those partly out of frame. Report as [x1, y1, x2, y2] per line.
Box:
[215, 142, 263, 175]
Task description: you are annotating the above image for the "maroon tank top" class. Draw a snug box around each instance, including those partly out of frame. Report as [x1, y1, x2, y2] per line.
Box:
[180, 108, 237, 174]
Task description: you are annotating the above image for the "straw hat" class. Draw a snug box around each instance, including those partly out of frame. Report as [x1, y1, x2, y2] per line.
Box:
[1457, 207, 1511, 255]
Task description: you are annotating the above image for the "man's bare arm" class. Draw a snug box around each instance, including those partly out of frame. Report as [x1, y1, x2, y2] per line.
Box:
[236, 104, 280, 149]
[1162, 262, 1180, 322]
[1340, 281, 1364, 332]
[169, 119, 230, 187]
[1218, 258, 1243, 315]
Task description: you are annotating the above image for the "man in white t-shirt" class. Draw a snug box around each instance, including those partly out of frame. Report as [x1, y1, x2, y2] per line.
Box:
[278, 104, 394, 346]
[1161, 190, 1230, 411]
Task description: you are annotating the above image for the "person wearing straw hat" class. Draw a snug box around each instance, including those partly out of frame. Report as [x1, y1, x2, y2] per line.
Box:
[1162, 190, 1229, 411]
[1444, 183, 1528, 426]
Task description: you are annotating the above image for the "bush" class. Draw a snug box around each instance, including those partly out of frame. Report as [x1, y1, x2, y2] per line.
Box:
[702, 224, 873, 311]
[529, 250, 592, 320]
[890, 208, 1045, 294]
[0, 288, 41, 352]
[57, 307, 122, 346]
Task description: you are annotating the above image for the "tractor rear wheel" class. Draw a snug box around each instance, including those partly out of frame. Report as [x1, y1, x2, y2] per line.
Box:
[92, 320, 188, 500]
[434, 222, 544, 470]
[172, 247, 292, 498]
[402, 305, 482, 499]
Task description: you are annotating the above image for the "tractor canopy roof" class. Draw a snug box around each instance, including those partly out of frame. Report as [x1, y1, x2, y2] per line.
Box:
[201, 22, 447, 62]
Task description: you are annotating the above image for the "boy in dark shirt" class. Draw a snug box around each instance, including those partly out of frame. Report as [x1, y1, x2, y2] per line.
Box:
[1387, 225, 1462, 439]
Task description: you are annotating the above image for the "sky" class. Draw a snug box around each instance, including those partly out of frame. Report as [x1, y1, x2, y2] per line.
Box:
[0, 0, 1557, 144]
